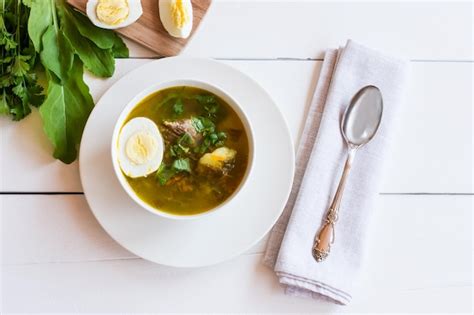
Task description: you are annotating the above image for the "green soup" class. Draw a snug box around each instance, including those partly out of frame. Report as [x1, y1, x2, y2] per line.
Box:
[123, 86, 250, 216]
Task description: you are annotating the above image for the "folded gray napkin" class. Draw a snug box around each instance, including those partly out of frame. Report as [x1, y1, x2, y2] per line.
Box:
[263, 40, 410, 305]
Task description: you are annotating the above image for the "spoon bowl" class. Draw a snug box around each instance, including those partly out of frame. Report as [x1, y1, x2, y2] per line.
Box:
[342, 85, 383, 148]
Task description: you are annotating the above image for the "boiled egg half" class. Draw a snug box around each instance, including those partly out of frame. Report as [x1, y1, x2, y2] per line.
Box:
[86, 0, 143, 29]
[159, 0, 193, 38]
[117, 117, 164, 178]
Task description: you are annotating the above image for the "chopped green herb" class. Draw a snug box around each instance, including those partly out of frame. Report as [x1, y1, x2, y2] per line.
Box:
[191, 94, 220, 118]
[155, 158, 191, 185]
[155, 164, 178, 185]
[193, 94, 216, 105]
[172, 158, 191, 173]
[157, 93, 179, 108]
[191, 116, 205, 132]
[178, 132, 192, 145]
[190, 115, 228, 154]
[173, 98, 184, 115]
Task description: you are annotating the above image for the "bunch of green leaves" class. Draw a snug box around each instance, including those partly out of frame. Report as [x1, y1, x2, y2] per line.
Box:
[0, 0, 129, 164]
[0, 0, 44, 120]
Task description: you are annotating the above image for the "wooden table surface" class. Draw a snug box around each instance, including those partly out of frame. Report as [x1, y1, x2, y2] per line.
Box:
[1, 1, 472, 313]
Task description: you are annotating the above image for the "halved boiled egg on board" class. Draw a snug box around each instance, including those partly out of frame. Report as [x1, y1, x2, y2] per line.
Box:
[117, 117, 164, 178]
[159, 0, 193, 38]
[86, 0, 143, 29]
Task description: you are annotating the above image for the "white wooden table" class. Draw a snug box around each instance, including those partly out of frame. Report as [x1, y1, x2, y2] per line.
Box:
[1, 1, 472, 313]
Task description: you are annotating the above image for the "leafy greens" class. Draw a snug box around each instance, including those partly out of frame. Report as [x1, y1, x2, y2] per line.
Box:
[0, 0, 44, 120]
[0, 0, 129, 163]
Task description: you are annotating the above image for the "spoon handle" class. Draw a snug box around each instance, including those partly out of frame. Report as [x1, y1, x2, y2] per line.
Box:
[313, 149, 356, 262]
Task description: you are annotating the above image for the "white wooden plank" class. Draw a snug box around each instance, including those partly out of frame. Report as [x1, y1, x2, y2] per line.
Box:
[1, 60, 471, 193]
[381, 62, 473, 193]
[0, 194, 264, 265]
[3, 255, 471, 313]
[2, 197, 472, 314]
[361, 195, 472, 291]
[126, 2, 473, 60]
[2, 195, 471, 302]
[0, 195, 135, 265]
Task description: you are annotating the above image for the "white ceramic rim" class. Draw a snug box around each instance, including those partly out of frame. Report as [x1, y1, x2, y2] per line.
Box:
[110, 79, 256, 220]
[79, 57, 295, 267]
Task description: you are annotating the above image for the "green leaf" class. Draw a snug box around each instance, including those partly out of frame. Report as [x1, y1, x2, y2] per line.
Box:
[12, 83, 26, 101]
[9, 96, 28, 121]
[111, 34, 129, 58]
[177, 132, 192, 145]
[40, 26, 73, 81]
[173, 98, 184, 115]
[170, 133, 191, 158]
[2, 34, 17, 50]
[191, 116, 215, 134]
[155, 164, 178, 185]
[193, 94, 216, 105]
[0, 90, 9, 115]
[191, 116, 205, 132]
[27, 0, 52, 52]
[22, 0, 34, 7]
[208, 133, 218, 144]
[68, 8, 128, 58]
[157, 93, 179, 108]
[10, 55, 30, 76]
[39, 57, 94, 164]
[70, 8, 114, 49]
[58, 5, 115, 77]
[172, 158, 191, 173]
[24, 77, 44, 107]
[155, 158, 192, 185]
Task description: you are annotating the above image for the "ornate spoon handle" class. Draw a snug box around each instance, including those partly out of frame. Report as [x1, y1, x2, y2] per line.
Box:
[312, 148, 356, 262]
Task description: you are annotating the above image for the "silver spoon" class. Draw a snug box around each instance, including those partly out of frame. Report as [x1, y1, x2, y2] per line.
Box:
[312, 85, 383, 262]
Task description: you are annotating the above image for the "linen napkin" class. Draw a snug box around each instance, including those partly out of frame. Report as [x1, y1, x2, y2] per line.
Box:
[263, 40, 409, 305]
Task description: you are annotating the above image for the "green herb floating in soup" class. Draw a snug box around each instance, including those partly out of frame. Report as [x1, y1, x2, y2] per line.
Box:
[123, 87, 250, 216]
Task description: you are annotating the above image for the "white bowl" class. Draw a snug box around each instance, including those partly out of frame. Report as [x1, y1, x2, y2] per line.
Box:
[111, 79, 255, 220]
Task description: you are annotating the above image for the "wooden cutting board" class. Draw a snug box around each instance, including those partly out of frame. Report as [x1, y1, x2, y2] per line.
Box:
[67, 0, 212, 56]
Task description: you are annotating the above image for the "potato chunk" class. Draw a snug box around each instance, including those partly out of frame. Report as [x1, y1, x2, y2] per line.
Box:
[199, 147, 236, 171]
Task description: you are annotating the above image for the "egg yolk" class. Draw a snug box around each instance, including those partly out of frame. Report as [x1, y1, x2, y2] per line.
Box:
[96, 0, 130, 25]
[125, 132, 158, 165]
[171, 0, 190, 28]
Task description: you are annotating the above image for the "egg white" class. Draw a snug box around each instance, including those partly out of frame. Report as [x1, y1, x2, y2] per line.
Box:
[159, 0, 193, 38]
[117, 117, 164, 178]
[86, 0, 143, 30]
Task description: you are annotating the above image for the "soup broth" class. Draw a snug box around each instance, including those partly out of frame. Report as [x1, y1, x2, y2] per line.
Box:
[122, 86, 250, 215]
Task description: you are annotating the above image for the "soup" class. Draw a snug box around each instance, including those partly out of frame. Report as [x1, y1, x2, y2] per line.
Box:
[121, 86, 250, 216]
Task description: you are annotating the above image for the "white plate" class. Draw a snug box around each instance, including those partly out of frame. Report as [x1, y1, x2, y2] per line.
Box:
[79, 57, 295, 267]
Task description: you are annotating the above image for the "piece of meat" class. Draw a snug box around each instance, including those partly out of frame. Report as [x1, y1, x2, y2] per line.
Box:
[161, 119, 202, 144]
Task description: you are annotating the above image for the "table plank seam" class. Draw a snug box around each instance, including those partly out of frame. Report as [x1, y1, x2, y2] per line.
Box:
[1, 253, 266, 266]
[1, 192, 473, 195]
[1, 256, 141, 266]
[117, 57, 474, 63]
